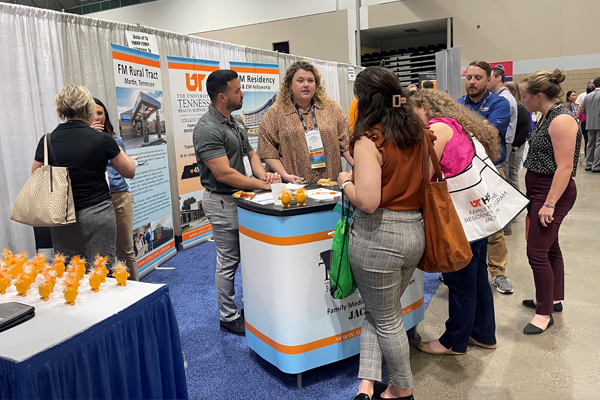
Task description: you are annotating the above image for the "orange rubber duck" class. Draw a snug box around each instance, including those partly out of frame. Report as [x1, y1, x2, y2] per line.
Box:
[294, 188, 307, 206]
[0, 271, 10, 295]
[88, 268, 102, 292]
[52, 253, 66, 278]
[112, 261, 130, 286]
[15, 274, 33, 297]
[70, 256, 87, 280]
[278, 190, 292, 208]
[3, 248, 14, 266]
[33, 253, 46, 275]
[63, 283, 78, 305]
[38, 279, 52, 301]
[93, 255, 109, 283]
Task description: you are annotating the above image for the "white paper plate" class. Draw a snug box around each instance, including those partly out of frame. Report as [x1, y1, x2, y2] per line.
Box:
[286, 183, 306, 190]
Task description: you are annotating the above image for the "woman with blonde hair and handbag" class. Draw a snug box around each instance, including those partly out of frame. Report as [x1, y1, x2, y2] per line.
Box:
[31, 84, 135, 267]
[338, 66, 428, 400]
[410, 89, 500, 355]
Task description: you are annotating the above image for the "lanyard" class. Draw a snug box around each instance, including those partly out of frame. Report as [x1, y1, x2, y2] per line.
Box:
[496, 87, 507, 96]
[293, 100, 319, 132]
[476, 91, 493, 113]
[229, 119, 247, 156]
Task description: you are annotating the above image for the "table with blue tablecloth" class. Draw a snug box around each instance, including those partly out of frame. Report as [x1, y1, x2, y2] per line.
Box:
[0, 278, 187, 400]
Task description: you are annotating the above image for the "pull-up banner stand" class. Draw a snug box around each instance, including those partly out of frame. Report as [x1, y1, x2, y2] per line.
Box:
[111, 43, 177, 276]
[167, 56, 220, 250]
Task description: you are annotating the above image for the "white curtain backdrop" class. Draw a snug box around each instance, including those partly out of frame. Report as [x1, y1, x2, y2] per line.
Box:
[0, 4, 64, 254]
[305, 58, 341, 106]
[245, 47, 278, 65]
[61, 15, 127, 127]
[188, 36, 246, 68]
[435, 45, 462, 100]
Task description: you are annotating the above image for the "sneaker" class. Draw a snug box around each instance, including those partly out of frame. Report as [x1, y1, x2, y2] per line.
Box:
[220, 316, 246, 336]
[492, 275, 514, 294]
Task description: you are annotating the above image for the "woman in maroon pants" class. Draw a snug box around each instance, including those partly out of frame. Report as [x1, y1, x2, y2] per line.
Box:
[519, 69, 582, 335]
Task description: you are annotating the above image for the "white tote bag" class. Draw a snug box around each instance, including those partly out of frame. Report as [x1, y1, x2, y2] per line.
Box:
[10, 134, 76, 227]
[445, 136, 529, 242]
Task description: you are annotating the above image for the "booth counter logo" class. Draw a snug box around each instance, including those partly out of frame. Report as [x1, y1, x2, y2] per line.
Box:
[186, 73, 206, 92]
[470, 192, 491, 208]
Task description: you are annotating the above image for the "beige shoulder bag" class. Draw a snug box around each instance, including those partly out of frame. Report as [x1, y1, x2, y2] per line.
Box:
[11, 133, 76, 227]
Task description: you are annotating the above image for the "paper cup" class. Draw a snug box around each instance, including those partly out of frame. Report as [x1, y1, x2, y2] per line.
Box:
[271, 183, 287, 206]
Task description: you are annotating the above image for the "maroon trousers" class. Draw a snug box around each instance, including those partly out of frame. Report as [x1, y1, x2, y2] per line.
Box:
[526, 172, 577, 315]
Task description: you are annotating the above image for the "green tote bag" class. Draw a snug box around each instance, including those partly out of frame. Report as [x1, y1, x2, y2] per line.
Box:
[330, 190, 357, 299]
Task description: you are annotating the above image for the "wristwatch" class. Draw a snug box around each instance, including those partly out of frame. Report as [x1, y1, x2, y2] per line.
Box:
[543, 202, 555, 209]
[341, 180, 353, 190]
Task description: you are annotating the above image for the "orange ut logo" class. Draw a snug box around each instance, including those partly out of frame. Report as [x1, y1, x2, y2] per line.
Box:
[186, 73, 206, 91]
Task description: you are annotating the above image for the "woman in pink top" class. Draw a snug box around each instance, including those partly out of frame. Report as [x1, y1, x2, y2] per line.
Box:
[410, 89, 501, 355]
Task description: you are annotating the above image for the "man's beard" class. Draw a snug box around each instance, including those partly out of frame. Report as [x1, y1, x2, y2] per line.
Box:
[226, 98, 243, 111]
[467, 86, 486, 99]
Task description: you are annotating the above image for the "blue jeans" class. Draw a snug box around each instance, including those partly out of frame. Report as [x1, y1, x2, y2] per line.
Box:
[439, 238, 496, 352]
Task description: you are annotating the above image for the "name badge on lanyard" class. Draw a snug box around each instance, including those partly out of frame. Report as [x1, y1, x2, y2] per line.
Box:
[242, 155, 252, 177]
[233, 122, 253, 177]
[295, 101, 326, 169]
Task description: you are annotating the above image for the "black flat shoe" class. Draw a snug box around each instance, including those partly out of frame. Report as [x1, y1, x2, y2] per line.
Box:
[523, 315, 554, 335]
[373, 382, 388, 399]
[353, 394, 370, 400]
[522, 300, 562, 313]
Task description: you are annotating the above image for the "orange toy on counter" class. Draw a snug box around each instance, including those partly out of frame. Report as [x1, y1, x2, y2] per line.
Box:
[88, 268, 102, 292]
[3, 248, 14, 266]
[33, 253, 47, 275]
[52, 253, 66, 278]
[9, 252, 27, 278]
[278, 190, 292, 208]
[0, 271, 10, 294]
[70, 256, 87, 280]
[112, 262, 130, 286]
[38, 279, 53, 301]
[93, 255, 109, 283]
[63, 273, 79, 305]
[294, 188, 307, 206]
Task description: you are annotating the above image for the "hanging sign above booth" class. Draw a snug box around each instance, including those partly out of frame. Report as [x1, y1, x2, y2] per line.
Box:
[125, 31, 159, 55]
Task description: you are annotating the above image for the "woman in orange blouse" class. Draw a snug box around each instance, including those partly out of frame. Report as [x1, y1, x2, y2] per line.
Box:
[258, 60, 353, 183]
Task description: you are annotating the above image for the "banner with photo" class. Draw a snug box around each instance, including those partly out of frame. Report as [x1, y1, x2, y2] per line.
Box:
[167, 56, 219, 248]
[229, 61, 280, 150]
[111, 43, 176, 274]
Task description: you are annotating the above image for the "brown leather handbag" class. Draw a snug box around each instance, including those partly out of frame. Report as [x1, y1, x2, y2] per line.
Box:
[417, 133, 472, 273]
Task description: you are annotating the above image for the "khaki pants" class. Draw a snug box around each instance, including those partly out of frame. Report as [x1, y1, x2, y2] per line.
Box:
[111, 191, 139, 281]
[487, 167, 508, 276]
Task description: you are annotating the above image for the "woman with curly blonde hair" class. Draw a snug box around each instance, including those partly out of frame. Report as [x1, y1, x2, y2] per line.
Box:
[258, 60, 353, 183]
[410, 89, 499, 356]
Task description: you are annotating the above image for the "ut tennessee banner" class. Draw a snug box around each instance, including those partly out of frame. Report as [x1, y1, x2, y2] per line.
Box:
[229, 61, 280, 150]
[111, 43, 177, 274]
[167, 56, 219, 247]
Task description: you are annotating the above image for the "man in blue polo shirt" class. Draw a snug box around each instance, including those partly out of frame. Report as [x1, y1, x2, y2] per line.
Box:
[458, 60, 514, 295]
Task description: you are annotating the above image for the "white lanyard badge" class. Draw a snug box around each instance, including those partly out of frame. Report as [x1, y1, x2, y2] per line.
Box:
[294, 101, 326, 169]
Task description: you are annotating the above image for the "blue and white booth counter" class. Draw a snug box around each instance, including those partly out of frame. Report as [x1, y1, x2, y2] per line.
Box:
[235, 184, 425, 388]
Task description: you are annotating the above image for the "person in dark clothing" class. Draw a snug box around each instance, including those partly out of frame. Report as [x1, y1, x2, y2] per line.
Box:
[31, 85, 135, 267]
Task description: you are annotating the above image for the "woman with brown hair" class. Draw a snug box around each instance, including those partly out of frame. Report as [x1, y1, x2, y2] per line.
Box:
[410, 89, 500, 356]
[338, 66, 427, 400]
[258, 60, 353, 183]
[91, 98, 138, 281]
[519, 70, 581, 334]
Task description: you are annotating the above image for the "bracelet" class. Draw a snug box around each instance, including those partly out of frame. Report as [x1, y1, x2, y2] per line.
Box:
[543, 202, 555, 209]
[341, 180, 353, 190]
